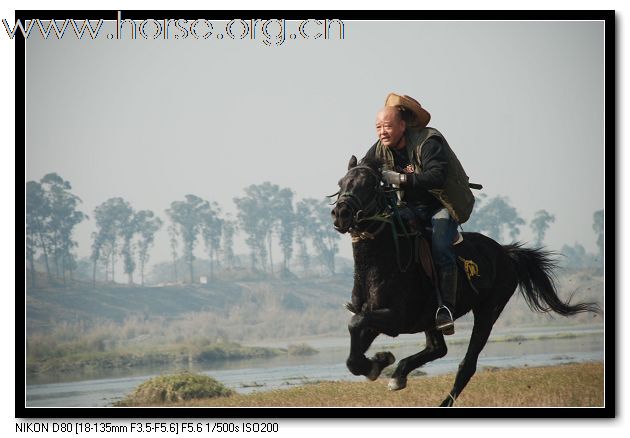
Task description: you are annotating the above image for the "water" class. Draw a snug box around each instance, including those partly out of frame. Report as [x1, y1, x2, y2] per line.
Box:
[24, 324, 605, 407]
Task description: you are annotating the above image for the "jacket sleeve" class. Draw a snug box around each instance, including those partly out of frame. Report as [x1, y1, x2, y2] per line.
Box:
[360, 142, 378, 164]
[406, 137, 448, 190]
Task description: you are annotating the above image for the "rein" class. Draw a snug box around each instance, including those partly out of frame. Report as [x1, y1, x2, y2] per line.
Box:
[385, 195, 415, 272]
[331, 165, 418, 272]
[329, 165, 386, 229]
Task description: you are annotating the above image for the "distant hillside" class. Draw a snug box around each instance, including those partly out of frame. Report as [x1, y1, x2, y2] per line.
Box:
[25, 267, 604, 342]
[26, 282, 245, 330]
[25, 275, 353, 338]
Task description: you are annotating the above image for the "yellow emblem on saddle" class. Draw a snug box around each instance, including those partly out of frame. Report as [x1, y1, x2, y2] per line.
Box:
[458, 256, 480, 280]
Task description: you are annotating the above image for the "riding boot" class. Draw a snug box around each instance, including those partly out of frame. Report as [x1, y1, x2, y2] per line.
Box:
[436, 265, 457, 335]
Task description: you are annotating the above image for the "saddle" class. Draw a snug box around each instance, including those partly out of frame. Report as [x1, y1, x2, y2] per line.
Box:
[413, 226, 481, 295]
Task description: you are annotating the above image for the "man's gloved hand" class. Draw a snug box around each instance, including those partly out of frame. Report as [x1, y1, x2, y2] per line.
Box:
[382, 170, 407, 185]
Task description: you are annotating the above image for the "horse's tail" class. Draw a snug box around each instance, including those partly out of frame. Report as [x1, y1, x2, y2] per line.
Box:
[504, 243, 601, 316]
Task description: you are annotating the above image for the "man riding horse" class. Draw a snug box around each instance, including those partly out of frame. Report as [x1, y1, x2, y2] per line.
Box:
[361, 94, 475, 336]
[332, 96, 598, 403]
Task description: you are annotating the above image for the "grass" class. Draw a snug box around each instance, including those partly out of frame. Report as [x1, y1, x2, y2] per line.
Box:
[115, 372, 233, 406]
[125, 362, 604, 408]
[26, 341, 287, 375]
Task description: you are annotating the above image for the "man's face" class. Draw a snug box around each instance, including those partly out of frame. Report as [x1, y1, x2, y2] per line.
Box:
[376, 107, 406, 149]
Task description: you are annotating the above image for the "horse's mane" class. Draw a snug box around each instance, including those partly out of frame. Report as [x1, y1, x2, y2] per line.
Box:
[358, 157, 383, 173]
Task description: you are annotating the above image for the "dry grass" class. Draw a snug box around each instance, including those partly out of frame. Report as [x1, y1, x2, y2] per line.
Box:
[115, 372, 233, 406]
[139, 362, 604, 408]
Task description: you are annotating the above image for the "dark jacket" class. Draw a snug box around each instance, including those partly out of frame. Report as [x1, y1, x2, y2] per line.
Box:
[362, 134, 447, 210]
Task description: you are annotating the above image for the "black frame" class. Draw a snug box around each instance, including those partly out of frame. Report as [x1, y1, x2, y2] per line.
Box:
[16, 9, 615, 419]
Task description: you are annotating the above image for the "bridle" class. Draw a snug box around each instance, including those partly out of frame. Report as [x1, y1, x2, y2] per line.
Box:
[330, 164, 417, 272]
[330, 165, 393, 239]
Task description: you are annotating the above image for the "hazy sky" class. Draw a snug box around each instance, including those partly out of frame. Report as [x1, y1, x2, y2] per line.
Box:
[24, 18, 605, 268]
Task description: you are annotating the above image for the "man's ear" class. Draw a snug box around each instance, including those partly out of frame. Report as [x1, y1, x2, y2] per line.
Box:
[348, 155, 358, 170]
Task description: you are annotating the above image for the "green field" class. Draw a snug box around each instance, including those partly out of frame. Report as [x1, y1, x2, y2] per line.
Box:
[116, 362, 604, 408]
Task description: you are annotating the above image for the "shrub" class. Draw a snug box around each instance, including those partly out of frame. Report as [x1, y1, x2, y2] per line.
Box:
[287, 343, 318, 356]
[115, 372, 233, 406]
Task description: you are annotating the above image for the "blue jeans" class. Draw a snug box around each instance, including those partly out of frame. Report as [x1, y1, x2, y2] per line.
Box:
[398, 205, 458, 270]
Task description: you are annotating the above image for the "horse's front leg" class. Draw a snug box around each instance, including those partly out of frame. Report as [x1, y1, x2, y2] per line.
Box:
[388, 329, 447, 391]
[346, 309, 399, 380]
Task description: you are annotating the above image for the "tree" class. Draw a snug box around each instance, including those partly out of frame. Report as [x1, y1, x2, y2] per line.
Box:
[200, 201, 223, 280]
[298, 198, 341, 275]
[92, 198, 133, 284]
[26, 181, 51, 285]
[121, 212, 137, 285]
[26, 174, 87, 286]
[25, 231, 37, 287]
[89, 232, 103, 288]
[118, 207, 162, 285]
[276, 188, 295, 273]
[220, 218, 237, 269]
[40, 173, 88, 283]
[234, 186, 267, 272]
[593, 209, 604, 264]
[167, 224, 179, 282]
[234, 183, 273, 273]
[73, 256, 104, 282]
[530, 209, 555, 247]
[166, 195, 209, 283]
[134, 210, 163, 286]
[295, 199, 314, 274]
[234, 182, 294, 275]
[560, 242, 588, 268]
[466, 195, 525, 243]
[313, 199, 341, 275]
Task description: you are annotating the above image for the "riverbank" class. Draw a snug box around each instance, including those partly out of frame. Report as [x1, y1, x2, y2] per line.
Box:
[26, 342, 290, 376]
[26, 324, 603, 381]
[25, 327, 604, 407]
[121, 362, 603, 407]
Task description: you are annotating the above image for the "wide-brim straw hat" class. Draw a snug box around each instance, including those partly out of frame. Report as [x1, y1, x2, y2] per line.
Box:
[384, 93, 431, 129]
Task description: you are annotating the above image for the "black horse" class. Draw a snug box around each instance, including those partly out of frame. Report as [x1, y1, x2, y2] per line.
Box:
[330, 156, 600, 407]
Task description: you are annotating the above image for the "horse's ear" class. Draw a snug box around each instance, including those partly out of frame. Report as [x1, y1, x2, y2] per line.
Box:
[348, 155, 358, 170]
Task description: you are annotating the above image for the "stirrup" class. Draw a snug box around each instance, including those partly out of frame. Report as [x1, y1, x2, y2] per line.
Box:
[435, 305, 453, 322]
[435, 305, 455, 335]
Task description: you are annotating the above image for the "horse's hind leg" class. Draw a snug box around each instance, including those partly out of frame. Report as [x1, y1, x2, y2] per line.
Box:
[388, 329, 447, 391]
[439, 307, 499, 407]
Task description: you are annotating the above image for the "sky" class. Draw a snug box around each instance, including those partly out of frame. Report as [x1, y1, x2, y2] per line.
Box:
[24, 17, 606, 269]
[4, 1, 622, 434]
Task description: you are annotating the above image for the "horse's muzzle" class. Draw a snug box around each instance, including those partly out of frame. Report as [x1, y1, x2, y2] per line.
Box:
[331, 204, 353, 233]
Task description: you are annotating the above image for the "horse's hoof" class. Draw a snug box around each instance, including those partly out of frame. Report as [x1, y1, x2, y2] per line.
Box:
[388, 376, 407, 391]
[439, 396, 455, 407]
[365, 352, 395, 381]
[373, 351, 395, 366]
[366, 362, 381, 381]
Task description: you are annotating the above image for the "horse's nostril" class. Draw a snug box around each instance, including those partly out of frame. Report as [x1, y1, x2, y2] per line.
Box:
[340, 209, 351, 219]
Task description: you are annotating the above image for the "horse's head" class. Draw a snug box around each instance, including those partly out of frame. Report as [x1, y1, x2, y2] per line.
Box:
[331, 155, 386, 234]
